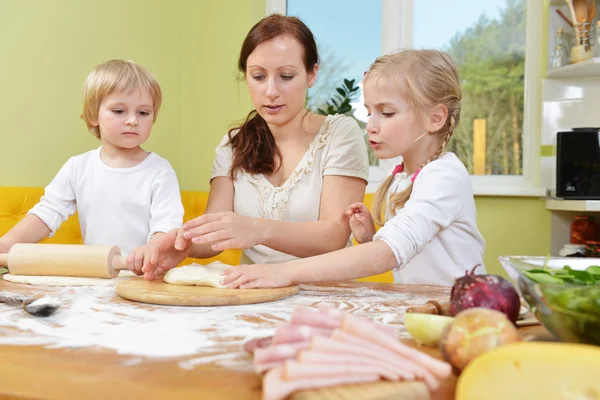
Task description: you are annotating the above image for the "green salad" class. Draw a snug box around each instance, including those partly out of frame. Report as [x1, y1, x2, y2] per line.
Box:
[521, 263, 600, 345]
[522, 265, 600, 285]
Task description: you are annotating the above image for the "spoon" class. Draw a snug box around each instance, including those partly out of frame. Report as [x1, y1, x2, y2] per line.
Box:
[0, 293, 60, 317]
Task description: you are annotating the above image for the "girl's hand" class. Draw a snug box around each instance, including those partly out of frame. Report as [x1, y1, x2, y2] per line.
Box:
[136, 228, 192, 280]
[345, 202, 376, 243]
[0, 238, 10, 254]
[221, 264, 293, 289]
[182, 212, 263, 251]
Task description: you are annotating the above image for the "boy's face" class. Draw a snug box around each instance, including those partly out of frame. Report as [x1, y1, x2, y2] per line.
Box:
[92, 89, 154, 149]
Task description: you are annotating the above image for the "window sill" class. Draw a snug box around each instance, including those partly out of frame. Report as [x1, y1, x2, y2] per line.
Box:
[367, 173, 547, 198]
[472, 186, 547, 197]
[367, 182, 547, 197]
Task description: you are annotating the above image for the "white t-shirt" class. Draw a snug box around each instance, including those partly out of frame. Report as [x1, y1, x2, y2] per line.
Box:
[28, 147, 184, 256]
[211, 114, 370, 264]
[373, 152, 486, 286]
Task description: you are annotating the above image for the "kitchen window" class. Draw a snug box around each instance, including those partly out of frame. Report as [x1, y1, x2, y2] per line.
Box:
[266, 0, 544, 196]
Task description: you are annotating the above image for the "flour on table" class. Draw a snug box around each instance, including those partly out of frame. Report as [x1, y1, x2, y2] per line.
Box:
[2, 270, 136, 286]
[164, 262, 230, 289]
[0, 281, 450, 370]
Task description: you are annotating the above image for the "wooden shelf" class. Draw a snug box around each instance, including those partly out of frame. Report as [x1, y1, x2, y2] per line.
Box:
[546, 199, 600, 212]
[548, 58, 600, 79]
[551, 0, 599, 5]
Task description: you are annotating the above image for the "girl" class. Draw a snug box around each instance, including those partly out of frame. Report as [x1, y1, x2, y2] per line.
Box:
[221, 49, 486, 288]
[138, 15, 369, 280]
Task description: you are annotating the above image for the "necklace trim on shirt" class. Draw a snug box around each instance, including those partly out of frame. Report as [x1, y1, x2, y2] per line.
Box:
[244, 115, 337, 221]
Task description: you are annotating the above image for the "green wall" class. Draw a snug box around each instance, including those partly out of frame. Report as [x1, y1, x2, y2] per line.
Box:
[0, 0, 550, 275]
[0, 0, 262, 190]
[180, 1, 265, 190]
[475, 197, 550, 278]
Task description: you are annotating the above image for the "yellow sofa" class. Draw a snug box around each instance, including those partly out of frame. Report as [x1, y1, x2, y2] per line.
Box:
[0, 186, 392, 283]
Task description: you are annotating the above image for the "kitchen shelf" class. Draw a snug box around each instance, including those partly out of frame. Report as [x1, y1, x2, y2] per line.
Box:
[548, 58, 600, 78]
[551, 0, 599, 5]
[546, 199, 600, 212]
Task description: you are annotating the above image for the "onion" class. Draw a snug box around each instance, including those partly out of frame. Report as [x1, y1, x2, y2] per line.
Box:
[450, 266, 521, 324]
[439, 307, 522, 373]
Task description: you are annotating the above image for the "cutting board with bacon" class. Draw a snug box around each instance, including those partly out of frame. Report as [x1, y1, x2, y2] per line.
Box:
[293, 380, 429, 399]
[251, 305, 452, 400]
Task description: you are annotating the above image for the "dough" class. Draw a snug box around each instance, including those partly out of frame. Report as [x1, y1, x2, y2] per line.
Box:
[2, 270, 135, 286]
[163, 262, 231, 289]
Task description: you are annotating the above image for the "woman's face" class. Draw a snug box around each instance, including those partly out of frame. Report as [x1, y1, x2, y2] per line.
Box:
[245, 34, 317, 128]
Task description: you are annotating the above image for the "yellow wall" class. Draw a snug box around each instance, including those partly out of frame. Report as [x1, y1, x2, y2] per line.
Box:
[0, 0, 551, 281]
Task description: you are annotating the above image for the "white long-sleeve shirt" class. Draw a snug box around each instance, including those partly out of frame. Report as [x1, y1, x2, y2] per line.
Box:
[373, 152, 486, 286]
[28, 147, 184, 256]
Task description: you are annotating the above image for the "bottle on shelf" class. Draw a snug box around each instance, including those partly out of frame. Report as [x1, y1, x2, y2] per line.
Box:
[551, 28, 570, 68]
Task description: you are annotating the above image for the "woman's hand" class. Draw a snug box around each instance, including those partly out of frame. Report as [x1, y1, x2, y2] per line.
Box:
[221, 264, 293, 289]
[345, 202, 376, 243]
[182, 212, 263, 251]
[133, 228, 192, 280]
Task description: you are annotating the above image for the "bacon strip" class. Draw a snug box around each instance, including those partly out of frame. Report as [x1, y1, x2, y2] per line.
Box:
[342, 313, 451, 380]
[262, 365, 380, 400]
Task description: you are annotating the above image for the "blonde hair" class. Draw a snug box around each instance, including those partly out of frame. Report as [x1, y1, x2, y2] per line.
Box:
[368, 49, 462, 225]
[81, 60, 162, 139]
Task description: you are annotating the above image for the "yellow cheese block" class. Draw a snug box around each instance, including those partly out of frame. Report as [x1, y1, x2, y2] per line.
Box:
[456, 342, 600, 400]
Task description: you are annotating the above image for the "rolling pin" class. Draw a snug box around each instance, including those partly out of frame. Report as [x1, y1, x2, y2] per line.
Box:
[0, 243, 129, 279]
[406, 299, 451, 316]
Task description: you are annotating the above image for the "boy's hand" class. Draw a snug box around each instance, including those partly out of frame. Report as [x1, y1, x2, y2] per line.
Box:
[221, 264, 292, 289]
[138, 228, 191, 281]
[127, 233, 167, 276]
[127, 245, 150, 276]
[345, 202, 376, 243]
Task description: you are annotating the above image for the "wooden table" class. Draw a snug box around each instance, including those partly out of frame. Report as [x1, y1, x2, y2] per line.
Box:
[0, 279, 548, 400]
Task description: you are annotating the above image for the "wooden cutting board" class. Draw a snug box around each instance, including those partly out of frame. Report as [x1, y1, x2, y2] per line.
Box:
[293, 381, 430, 400]
[116, 276, 300, 306]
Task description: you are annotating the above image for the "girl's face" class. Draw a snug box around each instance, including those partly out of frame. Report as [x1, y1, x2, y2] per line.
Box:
[245, 34, 317, 128]
[363, 80, 426, 160]
[92, 89, 154, 150]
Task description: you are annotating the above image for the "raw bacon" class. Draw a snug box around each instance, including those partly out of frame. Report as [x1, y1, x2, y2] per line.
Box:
[243, 305, 452, 400]
[262, 364, 380, 400]
[244, 336, 273, 354]
[254, 342, 310, 373]
[342, 313, 452, 380]
[272, 323, 332, 345]
[283, 360, 400, 382]
[297, 350, 401, 381]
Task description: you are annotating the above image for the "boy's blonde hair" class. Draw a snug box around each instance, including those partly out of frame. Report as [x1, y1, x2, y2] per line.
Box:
[367, 49, 462, 225]
[81, 60, 162, 139]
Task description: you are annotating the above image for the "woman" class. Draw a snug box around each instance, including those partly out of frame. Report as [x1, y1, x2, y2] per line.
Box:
[136, 14, 369, 280]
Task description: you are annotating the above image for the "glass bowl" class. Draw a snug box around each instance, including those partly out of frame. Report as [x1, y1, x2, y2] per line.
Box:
[499, 256, 600, 346]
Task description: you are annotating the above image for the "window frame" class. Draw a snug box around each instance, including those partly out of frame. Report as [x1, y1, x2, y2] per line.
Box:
[267, 0, 545, 197]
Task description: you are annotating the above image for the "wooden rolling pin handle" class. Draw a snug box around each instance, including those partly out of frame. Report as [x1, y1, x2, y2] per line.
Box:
[111, 255, 130, 271]
[0, 253, 8, 267]
[427, 299, 451, 316]
[406, 303, 439, 314]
